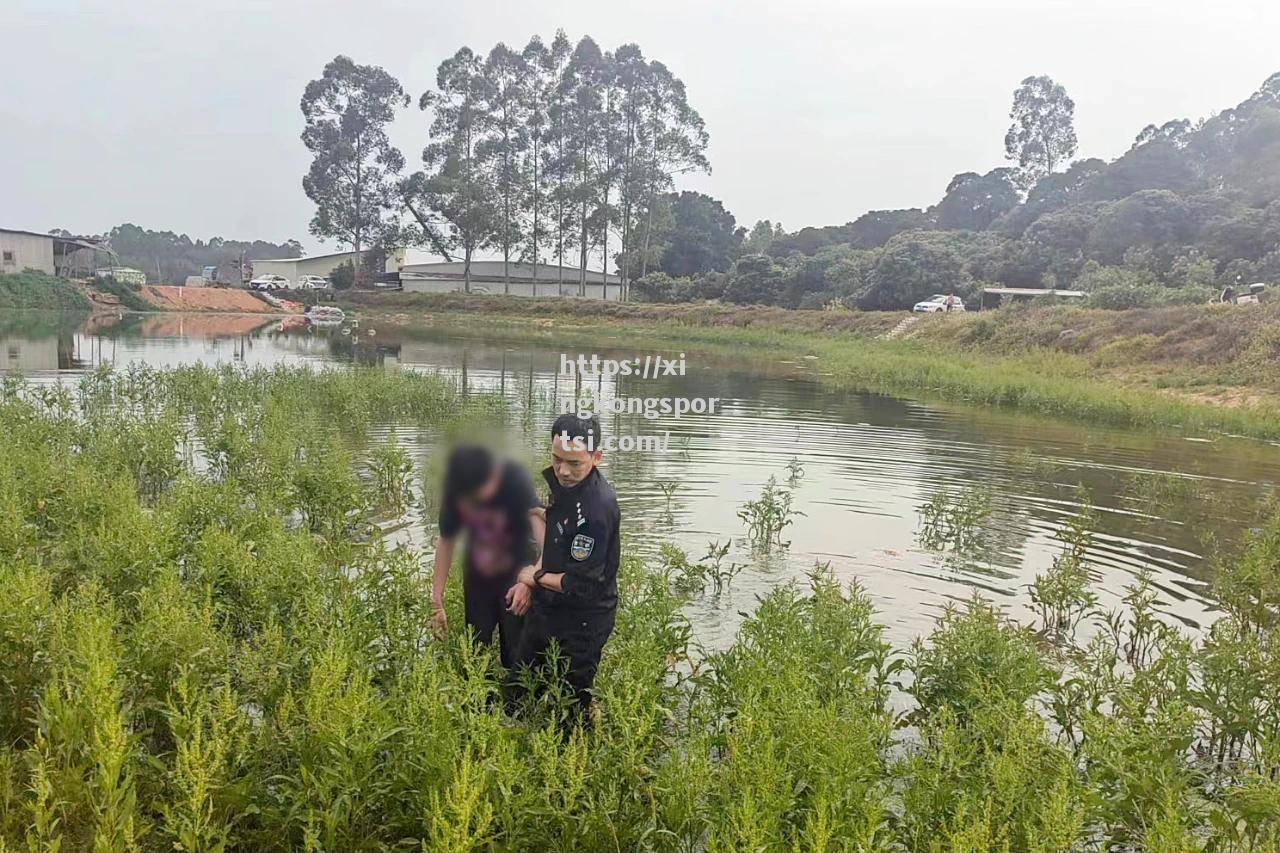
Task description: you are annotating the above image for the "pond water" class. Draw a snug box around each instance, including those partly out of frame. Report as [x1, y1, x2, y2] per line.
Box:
[5, 310, 1278, 648]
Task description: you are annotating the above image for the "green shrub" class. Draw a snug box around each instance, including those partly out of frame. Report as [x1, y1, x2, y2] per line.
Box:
[0, 270, 91, 310]
[0, 365, 1278, 849]
[1087, 282, 1213, 310]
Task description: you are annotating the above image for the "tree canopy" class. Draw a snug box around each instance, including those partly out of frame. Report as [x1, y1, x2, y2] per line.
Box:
[306, 33, 711, 296]
[632, 70, 1280, 310]
[300, 56, 409, 281]
[645, 191, 744, 278]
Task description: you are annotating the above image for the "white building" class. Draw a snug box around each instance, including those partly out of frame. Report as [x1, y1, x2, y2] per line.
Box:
[249, 248, 405, 286]
[0, 228, 55, 274]
[399, 261, 622, 300]
[1, 228, 119, 279]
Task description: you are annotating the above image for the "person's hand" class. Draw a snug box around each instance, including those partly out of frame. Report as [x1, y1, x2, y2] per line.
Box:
[505, 582, 532, 616]
[517, 564, 538, 589]
[431, 598, 448, 638]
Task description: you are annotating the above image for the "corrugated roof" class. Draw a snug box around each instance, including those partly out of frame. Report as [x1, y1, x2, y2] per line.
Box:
[400, 260, 619, 284]
[249, 250, 346, 263]
[2, 228, 112, 255]
[0, 227, 55, 240]
[984, 287, 1087, 297]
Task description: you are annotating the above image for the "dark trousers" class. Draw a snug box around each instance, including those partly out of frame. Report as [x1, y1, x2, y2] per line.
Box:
[463, 572, 523, 668]
[507, 605, 617, 715]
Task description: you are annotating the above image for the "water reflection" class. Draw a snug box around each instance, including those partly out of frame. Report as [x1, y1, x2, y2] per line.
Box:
[4, 310, 1277, 647]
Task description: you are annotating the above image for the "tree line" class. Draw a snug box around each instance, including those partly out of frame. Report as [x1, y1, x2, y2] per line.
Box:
[301, 33, 709, 295]
[63, 224, 303, 286]
[302, 47, 1280, 310]
[635, 72, 1280, 310]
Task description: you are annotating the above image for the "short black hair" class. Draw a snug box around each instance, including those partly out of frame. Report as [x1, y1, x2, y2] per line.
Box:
[551, 412, 603, 450]
[444, 444, 495, 501]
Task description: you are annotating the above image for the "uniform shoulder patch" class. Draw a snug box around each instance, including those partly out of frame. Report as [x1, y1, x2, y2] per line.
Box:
[570, 533, 595, 561]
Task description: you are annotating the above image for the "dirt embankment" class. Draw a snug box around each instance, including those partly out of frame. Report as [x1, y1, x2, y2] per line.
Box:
[138, 285, 290, 313]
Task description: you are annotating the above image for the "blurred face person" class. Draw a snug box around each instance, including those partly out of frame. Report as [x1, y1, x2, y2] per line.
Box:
[432, 444, 541, 665]
[458, 461, 502, 508]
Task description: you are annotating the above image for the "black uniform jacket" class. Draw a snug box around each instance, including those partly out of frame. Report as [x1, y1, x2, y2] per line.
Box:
[537, 466, 620, 614]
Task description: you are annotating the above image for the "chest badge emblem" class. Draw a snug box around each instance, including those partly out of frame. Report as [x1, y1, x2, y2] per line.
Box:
[570, 534, 595, 561]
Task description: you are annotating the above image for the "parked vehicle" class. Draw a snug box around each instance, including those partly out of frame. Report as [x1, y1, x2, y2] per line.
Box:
[250, 274, 290, 291]
[913, 294, 966, 313]
[297, 275, 329, 290]
[1218, 282, 1267, 305]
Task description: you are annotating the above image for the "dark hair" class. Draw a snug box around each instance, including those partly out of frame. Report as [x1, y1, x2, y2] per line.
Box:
[551, 412, 603, 450]
[444, 444, 496, 501]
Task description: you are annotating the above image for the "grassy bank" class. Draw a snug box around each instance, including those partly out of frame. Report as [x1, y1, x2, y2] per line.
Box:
[93, 276, 158, 311]
[342, 289, 904, 335]
[1, 365, 1278, 849]
[347, 292, 1280, 439]
[0, 271, 91, 311]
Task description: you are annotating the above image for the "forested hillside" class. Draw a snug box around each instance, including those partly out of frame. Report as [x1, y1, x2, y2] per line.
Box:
[636, 72, 1280, 309]
[89, 224, 303, 284]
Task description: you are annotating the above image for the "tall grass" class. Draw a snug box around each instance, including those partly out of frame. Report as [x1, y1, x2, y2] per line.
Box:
[0, 366, 1277, 849]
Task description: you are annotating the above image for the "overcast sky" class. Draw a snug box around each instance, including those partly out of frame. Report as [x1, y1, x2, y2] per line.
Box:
[3, 0, 1278, 258]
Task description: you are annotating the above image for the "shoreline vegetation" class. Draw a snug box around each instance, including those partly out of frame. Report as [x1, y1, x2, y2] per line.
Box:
[1, 365, 1277, 849]
[0, 272, 289, 315]
[343, 292, 1280, 440]
[7, 274, 1280, 437]
[0, 271, 92, 312]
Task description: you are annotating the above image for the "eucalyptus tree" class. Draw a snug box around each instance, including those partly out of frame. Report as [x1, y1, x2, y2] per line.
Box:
[520, 36, 553, 295]
[408, 32, 710, 300]
[560, 37, 610, 295]
[479, 44, 530, 294]
[542, 31, 578, 293]
[405, 47, 496, 292]
[634, 60, 710, 285]
[608, 43, 652, 299]
[300, 56, 409, 282]
[595, 48, 627, 299]
[1005, 75, 1078, 190]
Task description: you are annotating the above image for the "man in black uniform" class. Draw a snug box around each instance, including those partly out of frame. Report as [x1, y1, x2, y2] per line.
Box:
[509, 413, 620, 719]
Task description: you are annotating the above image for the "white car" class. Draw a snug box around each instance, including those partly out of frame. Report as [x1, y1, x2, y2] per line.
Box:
[912, 294, 965, 313]
[297, 275, 329, 290]
[249, 274, 290, 291]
